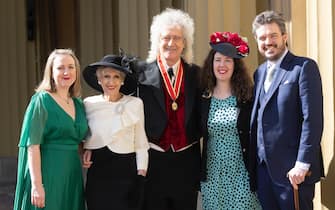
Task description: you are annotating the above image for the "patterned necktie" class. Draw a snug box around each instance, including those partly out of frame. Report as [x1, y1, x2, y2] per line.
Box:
[168, 67, 175, 85]
[264, 63, 276, 93]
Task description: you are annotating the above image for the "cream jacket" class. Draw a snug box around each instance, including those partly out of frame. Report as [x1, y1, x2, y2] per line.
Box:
[83, 95, 149, 170]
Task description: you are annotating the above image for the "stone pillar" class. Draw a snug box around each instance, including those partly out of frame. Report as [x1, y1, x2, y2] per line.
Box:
[0, 0, 36, 196]
[0, 0, 34, 157]
[291, 0, 335, 209]
[185, 0, 258, 71]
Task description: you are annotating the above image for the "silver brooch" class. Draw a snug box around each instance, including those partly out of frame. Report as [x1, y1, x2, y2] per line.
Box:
[115, 103, 125, 114]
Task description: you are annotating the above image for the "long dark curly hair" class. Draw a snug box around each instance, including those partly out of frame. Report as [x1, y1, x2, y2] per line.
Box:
[200, 49, 253, 102]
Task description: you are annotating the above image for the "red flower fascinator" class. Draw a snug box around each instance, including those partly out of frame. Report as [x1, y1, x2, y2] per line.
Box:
[209, 31, 249, 58]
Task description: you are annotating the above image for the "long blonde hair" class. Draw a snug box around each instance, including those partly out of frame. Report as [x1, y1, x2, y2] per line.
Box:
[35, 49, 81, 97]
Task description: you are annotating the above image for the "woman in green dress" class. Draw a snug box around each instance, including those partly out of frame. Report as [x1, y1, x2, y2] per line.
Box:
[13, 49, 88, 210]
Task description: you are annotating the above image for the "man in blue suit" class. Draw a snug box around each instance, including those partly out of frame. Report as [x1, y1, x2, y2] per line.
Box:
[249, 10, 324, 210]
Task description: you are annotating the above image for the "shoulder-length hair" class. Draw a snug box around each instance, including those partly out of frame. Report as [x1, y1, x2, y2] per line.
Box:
[35, 49, 81, 97]
[147, 8, 194, 64]
[200, 49, 253, 102]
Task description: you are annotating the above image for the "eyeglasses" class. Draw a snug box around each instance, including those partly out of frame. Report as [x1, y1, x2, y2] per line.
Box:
[160, 35, 184, 42]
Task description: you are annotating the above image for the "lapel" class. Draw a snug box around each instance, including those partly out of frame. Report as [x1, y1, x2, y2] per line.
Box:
[251, 51, 294, 127]
[251, 63, 267, 125]
[200, 95, 211, 132]
[140, 62, 165, 112]
[264, 67, 286, 101]
[184, 62, 195, 124]
[255, 63, 267, 102]
[140, 60, 197, 123]
[264, 52, 294, 104]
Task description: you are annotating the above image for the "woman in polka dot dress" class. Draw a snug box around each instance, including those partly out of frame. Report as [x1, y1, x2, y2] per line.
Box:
[199, 32, 262, 210]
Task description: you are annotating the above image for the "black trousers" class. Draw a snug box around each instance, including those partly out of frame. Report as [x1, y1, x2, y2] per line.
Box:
[144, 144, 201, 210]
[85, 147, 142, 210]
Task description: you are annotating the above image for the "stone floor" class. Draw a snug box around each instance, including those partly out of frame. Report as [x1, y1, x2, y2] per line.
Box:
[0, 183, 15, 210]
[0, 183, 202, 210]
[0, 158, 203, 210]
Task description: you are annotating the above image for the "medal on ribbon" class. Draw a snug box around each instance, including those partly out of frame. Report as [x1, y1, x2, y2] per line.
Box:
[171, 101, 178, 111]
[157, 56, 183, 111]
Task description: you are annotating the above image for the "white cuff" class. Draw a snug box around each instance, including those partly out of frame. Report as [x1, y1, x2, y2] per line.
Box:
[294, 161, 310, 171]
[136, 149, 149, 170]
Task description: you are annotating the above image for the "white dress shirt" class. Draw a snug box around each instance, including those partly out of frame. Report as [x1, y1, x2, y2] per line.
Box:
[164, 59, 180, 81]
[83, 95, 149, 170]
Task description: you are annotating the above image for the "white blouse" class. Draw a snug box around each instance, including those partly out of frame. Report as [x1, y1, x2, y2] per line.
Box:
[83, 95, 149, 170]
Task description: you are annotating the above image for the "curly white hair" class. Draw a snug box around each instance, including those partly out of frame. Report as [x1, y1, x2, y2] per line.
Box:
[146, 8, 194, 64]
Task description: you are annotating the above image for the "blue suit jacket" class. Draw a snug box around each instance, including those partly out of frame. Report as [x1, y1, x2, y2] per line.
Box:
[249, 51, 324, 190]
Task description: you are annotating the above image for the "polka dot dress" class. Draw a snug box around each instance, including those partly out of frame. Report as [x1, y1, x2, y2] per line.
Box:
[201, 96, 262, 210]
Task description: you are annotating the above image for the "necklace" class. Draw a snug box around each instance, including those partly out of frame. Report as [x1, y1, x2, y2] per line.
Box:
[213, 87, 232, 99]
[103, 93, 123, 102]
[57, 93, 71, 104]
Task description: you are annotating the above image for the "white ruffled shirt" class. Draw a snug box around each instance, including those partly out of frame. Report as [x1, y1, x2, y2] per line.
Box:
[83, 95, 149, 170]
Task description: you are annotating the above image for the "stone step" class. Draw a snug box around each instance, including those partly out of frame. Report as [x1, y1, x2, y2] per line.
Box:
[0, 182, 15, 210]
[0, 157, 16, 210]
[0, 157, 17, 185]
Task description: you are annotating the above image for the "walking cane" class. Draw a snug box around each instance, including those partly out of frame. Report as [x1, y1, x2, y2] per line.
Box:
[293, 188, 300, 210]
[292, 171, 312, 210]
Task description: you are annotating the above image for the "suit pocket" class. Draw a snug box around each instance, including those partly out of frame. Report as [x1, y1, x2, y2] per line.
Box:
[278, 82, 298, 88]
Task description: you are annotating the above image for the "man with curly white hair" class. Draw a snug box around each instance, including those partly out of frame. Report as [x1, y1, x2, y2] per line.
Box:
[136, 8, 201, 210]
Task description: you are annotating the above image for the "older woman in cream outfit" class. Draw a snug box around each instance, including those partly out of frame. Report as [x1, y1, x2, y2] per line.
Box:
[82, 54, 149, 210]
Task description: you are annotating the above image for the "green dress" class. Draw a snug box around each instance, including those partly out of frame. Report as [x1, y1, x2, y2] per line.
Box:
[200, 96, 261, 210]
[13, 91, 88, 210]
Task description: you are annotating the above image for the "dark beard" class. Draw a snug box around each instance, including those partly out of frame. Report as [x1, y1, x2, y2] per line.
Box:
[264, 44, 286, 61]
